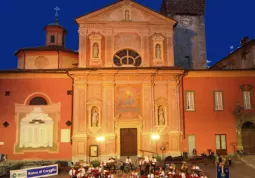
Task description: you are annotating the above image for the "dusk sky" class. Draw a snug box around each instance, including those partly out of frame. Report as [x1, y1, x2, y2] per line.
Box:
[1, 0, 255, 69]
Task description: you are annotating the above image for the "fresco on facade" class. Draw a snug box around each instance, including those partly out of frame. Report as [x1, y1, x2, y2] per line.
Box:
[115, 85, 141, 114]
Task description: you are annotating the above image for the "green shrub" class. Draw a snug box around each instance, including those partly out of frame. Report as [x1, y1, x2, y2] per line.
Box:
[90, 160, 100, 168]
[156, 155, 162, 162]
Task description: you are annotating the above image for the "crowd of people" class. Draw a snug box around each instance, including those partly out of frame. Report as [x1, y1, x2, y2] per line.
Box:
[68, 156, 209, 178]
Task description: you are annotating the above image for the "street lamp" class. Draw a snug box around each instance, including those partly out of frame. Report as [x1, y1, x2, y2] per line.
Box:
[151, 134, 160, 155]
[96, 136, 105, 161]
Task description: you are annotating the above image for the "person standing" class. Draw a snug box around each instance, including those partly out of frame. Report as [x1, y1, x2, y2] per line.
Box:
[125, 156, 132, 170]
[151, 156, 157, 172]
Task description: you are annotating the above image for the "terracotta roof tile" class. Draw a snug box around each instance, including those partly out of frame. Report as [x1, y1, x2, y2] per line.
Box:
[161, 0, 206, 15]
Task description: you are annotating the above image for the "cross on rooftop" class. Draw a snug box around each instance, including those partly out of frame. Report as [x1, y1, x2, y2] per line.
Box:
[54, 6, 60, 17]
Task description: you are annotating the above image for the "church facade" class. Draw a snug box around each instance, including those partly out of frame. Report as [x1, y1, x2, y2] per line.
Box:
[0, 0, 255, 162]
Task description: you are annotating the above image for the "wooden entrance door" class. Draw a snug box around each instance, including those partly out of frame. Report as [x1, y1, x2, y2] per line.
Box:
[242, 122, 255, 154]
[216, 134, 227, 155]
[120, 128, 137, 156]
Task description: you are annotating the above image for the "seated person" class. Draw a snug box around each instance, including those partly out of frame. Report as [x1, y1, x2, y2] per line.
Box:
[69, 166, 77, 178]
[76, 169, 85, 178]
[200, 172, 208, 178]
[190, 170, 198, 178]
[191, 164, 200, 171]
[181, 161, 188, 171]
[78, 166, 86, 175]
[147, 171, 154, 178]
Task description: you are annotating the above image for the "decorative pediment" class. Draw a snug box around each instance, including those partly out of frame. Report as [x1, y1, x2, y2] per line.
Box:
[86, 98, 102, 106]
[76, 0, 176, 25]
[114, 112, 143, 121]
[155, 97, 168, 105]
[21, 108, 52, 123]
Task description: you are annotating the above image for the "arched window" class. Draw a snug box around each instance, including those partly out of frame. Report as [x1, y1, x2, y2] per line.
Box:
[113, 49, 142, 67]
[29, 97, 48, 105]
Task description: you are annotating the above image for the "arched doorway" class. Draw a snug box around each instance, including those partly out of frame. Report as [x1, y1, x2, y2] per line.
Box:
[242, 122, 255, 154]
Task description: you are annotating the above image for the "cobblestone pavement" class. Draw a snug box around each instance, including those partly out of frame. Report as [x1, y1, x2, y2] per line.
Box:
[51, 157, 255, 178]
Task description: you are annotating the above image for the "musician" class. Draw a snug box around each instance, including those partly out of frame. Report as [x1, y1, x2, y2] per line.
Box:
[78, 166, 86, 175]
[168, 169, 175, 176]
[190, 170, 198, 178]
[69, 166, 77, 178]
[76, 169, 85, 178]
[174, 169, 183, 178]
[169, 163, 176, 171]
[191, 164, 200, 171]
[139, 158, 145, 174]
[151, 156, 157, 172]
[144, 156, 150, 175]
[200, 172, 208, 178]
[125, 156, 132, 170]
[159, 167, 165, 177]
[147, 171, 154, 178]
[181, 161, 188, 171]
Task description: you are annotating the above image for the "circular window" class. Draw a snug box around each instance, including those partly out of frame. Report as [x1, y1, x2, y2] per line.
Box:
[113, 49, 141, 67]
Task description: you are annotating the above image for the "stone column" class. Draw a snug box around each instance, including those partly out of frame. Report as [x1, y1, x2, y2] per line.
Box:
[72, 77, 88, 162]
[78, 30, 87, 67]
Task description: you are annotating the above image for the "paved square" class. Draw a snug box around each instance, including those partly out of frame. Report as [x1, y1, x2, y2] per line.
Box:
[50, 157, 255, 178]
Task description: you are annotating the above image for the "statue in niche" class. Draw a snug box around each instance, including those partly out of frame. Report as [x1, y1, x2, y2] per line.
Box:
[91, 107, 99, 127]
[125, 9, 130, 21]
[158, 106, 165, 125]
[92, 43, 99, 58]
[155, 44, 161, 59]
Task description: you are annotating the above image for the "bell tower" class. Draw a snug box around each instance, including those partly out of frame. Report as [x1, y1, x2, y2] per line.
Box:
[161, 0, 207, 69]
[44, 6, 67, 47]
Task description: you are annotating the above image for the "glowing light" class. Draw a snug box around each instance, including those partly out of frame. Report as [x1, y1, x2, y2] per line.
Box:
[151, 134, 160, 140]
[96, 136, 105, 142]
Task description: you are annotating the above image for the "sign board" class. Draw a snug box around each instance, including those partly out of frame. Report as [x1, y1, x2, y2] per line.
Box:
[216, 166, 229, 178]
[10, 164, 58, 178]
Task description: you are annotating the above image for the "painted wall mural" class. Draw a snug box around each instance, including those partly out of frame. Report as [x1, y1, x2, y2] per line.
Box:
[115, 85, 141, 114]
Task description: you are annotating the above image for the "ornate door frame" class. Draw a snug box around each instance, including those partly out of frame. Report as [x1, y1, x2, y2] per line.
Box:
[114, 114, 143, 158]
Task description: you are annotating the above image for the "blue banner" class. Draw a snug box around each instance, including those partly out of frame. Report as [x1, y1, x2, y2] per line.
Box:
[10, 164, 58, 178]
[216, 166, 229, 178]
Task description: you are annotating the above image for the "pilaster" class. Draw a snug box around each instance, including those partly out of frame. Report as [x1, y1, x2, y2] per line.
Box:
[142, 78, 154, 132]
[166, 32, 174, 66]
[102, 79, 115, 134]
[72, 77, 88, 162]
[167, 77, 180, 130]
[104, 29, 114, 67]
[78, 30, 87, 67]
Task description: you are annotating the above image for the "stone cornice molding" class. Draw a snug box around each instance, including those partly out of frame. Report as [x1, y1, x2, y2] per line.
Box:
[15, 103, 61, 114]
[186, 70, 255, 78]
[79, 23, 172, 30]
